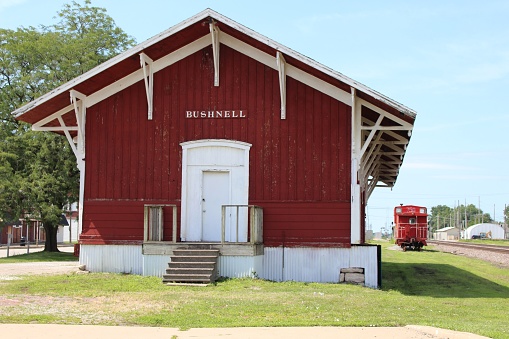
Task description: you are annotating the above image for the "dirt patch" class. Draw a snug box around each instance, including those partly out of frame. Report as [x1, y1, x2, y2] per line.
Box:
[0, 262, 81, 278]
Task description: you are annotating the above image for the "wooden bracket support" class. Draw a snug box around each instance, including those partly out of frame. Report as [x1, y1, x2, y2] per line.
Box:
[210, 22, 220, 87]
[140, 52, 154, 120]
[276, 51, 286, 119]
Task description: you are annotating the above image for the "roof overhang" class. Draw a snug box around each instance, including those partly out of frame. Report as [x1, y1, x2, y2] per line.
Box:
[13, 8, 416, 190]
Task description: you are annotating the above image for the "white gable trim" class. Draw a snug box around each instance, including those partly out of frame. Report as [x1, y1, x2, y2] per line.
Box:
[14, 9, 416, 120]
[221, 33, 352, 106]
[28, 31, 355, 132]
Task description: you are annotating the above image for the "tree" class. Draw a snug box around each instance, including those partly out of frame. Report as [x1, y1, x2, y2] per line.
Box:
[0, 0, 135, 251]
[429, 205, 453, 232]
[428, 203, 493, 233]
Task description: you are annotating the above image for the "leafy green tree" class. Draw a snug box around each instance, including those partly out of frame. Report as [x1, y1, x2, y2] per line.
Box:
[429, 203, 492, 233]
[429, 205, 453, 231]
[0, 0, 135, 251]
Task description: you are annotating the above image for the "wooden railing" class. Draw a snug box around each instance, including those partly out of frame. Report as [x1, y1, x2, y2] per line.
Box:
[221, 205, 263, 244]
[397, 223, 428, 239]
[143, 204, 178, 243]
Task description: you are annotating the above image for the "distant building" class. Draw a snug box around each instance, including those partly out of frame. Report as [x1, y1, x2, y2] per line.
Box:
[465, 223, 505, 239]
[433, 226, 460, 240]
[365, 230, 374, 241]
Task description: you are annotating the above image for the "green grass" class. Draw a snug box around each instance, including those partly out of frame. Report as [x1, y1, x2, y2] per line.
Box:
[460, 239, 509, 246]
[0, 250, 78, 263]
[0, 243, 508, 338]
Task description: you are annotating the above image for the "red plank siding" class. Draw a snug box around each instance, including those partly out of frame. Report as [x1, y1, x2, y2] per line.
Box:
[83, 44, 351, 246]
[256, 202, 351, 247]
[81, 201, 179, 244]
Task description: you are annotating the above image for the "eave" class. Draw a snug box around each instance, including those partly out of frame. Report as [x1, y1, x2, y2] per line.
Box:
[12, 8, 416, 191]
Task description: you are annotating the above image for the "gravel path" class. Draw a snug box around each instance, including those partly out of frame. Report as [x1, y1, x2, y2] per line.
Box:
[429, 243, 509, 268]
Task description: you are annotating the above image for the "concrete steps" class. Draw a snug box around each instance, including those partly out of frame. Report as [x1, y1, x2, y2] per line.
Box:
[162, 249, 219, 285]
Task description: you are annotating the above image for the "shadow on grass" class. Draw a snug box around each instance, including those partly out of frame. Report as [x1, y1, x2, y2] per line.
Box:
[382, 262, 509, 298]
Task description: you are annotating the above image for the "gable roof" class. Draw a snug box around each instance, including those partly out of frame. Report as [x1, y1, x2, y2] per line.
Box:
[436, 227, 459, 232]
[13, 8, 416, 191]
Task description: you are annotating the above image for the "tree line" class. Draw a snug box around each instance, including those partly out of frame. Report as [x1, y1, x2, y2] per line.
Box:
[428, 204, 509, 232]
[0, 0, 135, 251]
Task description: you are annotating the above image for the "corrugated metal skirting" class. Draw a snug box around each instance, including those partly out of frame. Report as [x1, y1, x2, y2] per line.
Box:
[79, 244, 380, 288]
[80, 244, 143, 275]
[218, 255, 263, 279]
[261, 246, 379, 288]
[143, 254, 172, 278]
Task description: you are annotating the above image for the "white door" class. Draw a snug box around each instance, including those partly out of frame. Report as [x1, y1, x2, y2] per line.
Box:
[202, 171, 230, 242]
[180, 140, 251, 242]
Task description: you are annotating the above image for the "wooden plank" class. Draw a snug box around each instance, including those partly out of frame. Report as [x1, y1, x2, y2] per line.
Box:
[321, 95, 331, 200]
[313, 90, 322, 200]
[152, 79, 163, 200]
[286, 77, 297, 200]
[295, 82, 306, 199]
[263, 65, 273, 200]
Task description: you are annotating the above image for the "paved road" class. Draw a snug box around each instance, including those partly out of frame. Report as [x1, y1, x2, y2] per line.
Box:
[0, 324, 490, 339]
[0, 244, 74, 258]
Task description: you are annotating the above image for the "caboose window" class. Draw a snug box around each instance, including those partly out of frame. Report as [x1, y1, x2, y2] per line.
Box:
[409, 218, 416, 224]
[420, 208, 426, 213]
[396, 207, 402, 213]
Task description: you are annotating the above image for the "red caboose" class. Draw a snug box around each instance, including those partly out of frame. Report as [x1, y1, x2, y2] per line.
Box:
[393, 205, 428, 251]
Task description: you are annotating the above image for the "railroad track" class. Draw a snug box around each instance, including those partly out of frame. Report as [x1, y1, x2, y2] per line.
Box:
[428, 240, 509, 254]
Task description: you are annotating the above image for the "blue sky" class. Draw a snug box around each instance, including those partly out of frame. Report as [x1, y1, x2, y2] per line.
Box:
[2, 0, 509, 231]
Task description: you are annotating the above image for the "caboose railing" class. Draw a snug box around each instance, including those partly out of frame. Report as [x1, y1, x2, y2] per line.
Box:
[396, 223, 428, 239]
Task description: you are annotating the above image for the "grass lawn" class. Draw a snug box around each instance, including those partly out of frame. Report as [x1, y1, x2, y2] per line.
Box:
[460, 239, 509, 246]
[0, 242, 508, 338]
[0, 250, 77, 263]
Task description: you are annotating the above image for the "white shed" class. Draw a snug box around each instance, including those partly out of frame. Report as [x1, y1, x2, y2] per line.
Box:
[465, 223, 505, 239]
[434, 227, 460, 240]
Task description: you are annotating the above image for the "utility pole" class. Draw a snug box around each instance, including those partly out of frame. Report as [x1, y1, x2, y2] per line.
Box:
[479, 196, 481, 224]
[464, 198, 467, 230]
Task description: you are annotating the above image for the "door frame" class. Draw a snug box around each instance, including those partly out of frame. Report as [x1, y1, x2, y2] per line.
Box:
[180, 139, 251, 242]
[201, 169, 231, 242]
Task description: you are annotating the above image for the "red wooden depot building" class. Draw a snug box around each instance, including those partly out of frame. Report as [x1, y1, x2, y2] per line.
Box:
[14, 9, 416, 287]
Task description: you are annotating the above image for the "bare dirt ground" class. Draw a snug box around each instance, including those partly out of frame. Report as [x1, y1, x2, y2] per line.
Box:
[0, 258, 489, 339]
[0, 261, 80, 279]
